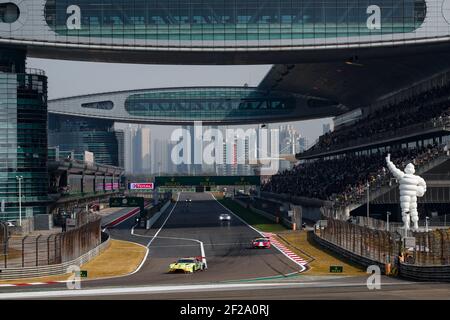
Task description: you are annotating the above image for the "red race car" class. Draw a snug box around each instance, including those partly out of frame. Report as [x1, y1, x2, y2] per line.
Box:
[252, 237, 271, 249]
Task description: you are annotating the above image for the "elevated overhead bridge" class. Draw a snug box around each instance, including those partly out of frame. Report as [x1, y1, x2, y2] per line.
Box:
[1, 0, 448, 65]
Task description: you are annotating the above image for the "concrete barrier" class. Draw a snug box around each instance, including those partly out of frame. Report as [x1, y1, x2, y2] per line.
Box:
[146, 201, 171, 229]
[0, 233, 111, 280]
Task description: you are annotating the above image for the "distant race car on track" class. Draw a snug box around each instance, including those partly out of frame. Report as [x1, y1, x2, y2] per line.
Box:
[168, 257, 205, 273]
[219, 214, 231, 221]
[252, 237, 271, 249]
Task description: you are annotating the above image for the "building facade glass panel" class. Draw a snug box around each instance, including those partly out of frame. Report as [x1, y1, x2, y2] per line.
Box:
[44, 0, 426, 41]
[48, 114, 121, 166]
[0, 69, 48, 221]
[124, 87, 296, 120]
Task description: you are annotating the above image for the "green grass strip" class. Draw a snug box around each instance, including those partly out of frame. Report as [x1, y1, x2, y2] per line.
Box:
[219, 198, 287, 233]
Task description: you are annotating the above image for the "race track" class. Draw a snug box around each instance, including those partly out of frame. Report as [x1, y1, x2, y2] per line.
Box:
[2, 192, 449, 300]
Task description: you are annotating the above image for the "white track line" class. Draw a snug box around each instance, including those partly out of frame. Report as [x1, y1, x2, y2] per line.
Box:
[132, 234, 207, 269]
[123, 242, 150, 277]
[0, 281, 417, 299]
[129, 193, 209, 269]
[131, 192, 180, 247]
[210, 193, 306, 272]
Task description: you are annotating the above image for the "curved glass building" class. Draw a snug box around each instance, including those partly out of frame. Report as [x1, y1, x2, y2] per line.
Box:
[48, 87, 340, 125]
[44, 0, 426, 40]
[1, 1, 448, 64]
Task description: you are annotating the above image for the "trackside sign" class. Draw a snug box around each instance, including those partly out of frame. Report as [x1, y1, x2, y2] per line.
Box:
[129, 183, 154, 190]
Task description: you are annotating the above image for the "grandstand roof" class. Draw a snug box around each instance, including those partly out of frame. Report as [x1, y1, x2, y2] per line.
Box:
[260, 44, 450, 111]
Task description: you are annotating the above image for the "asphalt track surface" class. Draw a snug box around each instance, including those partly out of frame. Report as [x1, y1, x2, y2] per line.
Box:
[0, 193, 300, 292]
[1, 192, 449, 299]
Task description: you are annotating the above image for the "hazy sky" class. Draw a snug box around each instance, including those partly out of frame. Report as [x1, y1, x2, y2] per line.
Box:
[27, 58, 332, 143]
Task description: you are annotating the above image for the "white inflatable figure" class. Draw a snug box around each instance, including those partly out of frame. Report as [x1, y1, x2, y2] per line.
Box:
[385, 154, 427, 231]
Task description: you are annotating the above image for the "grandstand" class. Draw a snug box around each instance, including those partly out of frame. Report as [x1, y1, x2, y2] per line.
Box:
[262, 73, 450, 223]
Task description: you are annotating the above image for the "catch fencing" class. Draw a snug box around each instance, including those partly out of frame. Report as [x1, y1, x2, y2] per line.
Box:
[317, 218, 401, 265]
[411, 229, 450, 266]
[0, 214, 101, 269]
[317, 217, 450, 266]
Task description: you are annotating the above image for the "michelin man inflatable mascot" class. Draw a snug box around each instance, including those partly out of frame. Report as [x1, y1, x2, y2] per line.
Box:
[386, 154, 427, 231]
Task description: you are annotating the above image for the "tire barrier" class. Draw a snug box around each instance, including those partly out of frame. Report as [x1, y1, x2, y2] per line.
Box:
[399, 263, 450, 282]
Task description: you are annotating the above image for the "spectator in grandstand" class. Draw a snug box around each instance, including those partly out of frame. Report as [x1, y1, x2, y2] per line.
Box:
[306, 83, 450, 155]
[262, 144, 444, 206]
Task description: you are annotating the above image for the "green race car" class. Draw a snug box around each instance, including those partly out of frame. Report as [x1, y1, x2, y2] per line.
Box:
[168, 257, 205, 273]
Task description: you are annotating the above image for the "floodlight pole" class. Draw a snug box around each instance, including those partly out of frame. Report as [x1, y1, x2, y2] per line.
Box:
[16, 176, 23, 226]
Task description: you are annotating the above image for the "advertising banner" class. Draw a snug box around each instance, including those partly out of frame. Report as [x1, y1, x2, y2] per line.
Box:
[129, 183, 154, 190]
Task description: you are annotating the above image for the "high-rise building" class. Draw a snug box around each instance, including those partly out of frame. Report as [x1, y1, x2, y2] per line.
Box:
[166, 140, 177, 175]
[0, 52, 49, 220]
[215, 127, 253, 176]
[48, 114, 120, 166]
[141, 126, 152, 173]
[152, 138, 171, 175]
[202, 125, 217, 175]
[279, 124, 301, 155]
[115, 130, 125, 169]
[134, 125, 151, 174]
[299, 137, 309, 153]
[123, 124, 137, 174]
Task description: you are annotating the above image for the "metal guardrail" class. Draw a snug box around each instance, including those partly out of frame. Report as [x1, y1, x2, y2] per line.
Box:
[0, 232, 110, 280]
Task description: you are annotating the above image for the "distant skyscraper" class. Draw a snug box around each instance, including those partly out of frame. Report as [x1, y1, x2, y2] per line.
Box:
[215, 127, 253, 176]
[179, 125, 192, 175]
[279, 124, 301, 155]
[166, 140, 177, 175]
[131, 125, 152, 174]
[202, 125, 217, 174]
[140, 126, 152, 174]
[115, 130, 125, 169]
[152, 138, 172, 175]
[124, 124, 137, 174]
[299, 136, 309, 152]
